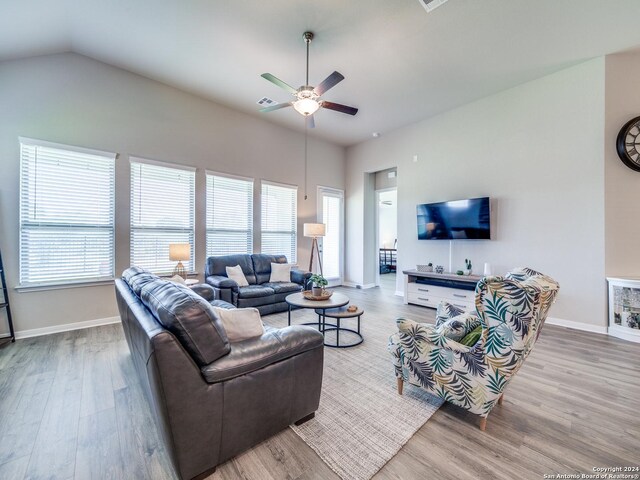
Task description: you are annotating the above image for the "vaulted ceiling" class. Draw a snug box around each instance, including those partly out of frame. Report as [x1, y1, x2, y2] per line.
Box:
[2, 0, 640, 146]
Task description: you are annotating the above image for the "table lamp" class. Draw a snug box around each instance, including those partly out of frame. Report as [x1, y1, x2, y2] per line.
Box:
[169, 243, 190, 279]
[303, 223, 326, 275]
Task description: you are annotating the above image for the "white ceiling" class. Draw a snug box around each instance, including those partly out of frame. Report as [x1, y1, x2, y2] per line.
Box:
[2, 0, 640, 146]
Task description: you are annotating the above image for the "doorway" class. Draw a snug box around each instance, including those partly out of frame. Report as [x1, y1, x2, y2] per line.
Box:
[376, 186, 397, 293]
[317, 186, 344, 287]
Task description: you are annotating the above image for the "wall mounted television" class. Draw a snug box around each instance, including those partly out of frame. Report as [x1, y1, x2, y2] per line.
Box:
[417, 197, 491, 240]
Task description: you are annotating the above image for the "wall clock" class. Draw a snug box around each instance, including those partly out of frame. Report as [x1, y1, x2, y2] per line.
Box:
[616, 116, 640, 172]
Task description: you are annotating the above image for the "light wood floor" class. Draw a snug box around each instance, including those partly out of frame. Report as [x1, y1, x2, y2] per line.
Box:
[0, 284, 639, 480]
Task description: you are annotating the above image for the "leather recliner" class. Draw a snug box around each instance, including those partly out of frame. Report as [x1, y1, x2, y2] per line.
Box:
[115, 267, 324, 480]
[205, 254, 311, 315]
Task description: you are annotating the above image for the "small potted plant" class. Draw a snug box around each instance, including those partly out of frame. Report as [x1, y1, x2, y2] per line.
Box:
[464, 259, 472, 276]
[426, 262, 433, 272]
[310, 273, 328, 296]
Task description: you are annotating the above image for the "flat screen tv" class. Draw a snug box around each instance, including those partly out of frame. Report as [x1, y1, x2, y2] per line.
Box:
[417, 197, 491, 240]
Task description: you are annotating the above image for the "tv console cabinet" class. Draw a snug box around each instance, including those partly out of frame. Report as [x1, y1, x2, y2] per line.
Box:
[403, 269, 482, 311]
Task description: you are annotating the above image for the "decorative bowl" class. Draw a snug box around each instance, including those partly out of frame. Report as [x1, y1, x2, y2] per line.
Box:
[302, 290, 333, 301]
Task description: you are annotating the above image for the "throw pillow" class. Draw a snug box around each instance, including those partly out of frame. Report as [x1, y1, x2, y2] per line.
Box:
[169, 275, 186, 285]
[226, 265, 249, 287]
[459, 325, 483, 347]
[212, 307, 265, 342]
[438, 317, 467, 342]
[269, 263, 291, 283]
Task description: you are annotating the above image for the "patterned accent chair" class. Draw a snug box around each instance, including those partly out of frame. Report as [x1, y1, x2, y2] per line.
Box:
[388, 268, 559, 430]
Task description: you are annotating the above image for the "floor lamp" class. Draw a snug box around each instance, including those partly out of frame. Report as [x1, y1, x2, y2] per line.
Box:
[304, 223, 326, 275]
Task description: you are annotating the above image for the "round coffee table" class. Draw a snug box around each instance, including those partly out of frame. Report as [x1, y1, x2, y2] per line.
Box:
[285, 292, 349, 330]
[314, 306, 364, 348]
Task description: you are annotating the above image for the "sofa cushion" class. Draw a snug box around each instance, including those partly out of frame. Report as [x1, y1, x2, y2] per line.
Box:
[212, 307, 265, 342]
[262, 282, 302, 295]
[269, 263, 291, 283]
[200, 325, 323, 383]
[226, 265, 249, 287]
[237, 285, 275, 299]
[236, 295, 277, 309]
[205, 254, 257, 284]
[124, 270, 231, 367]
[252, 254, 287, 284]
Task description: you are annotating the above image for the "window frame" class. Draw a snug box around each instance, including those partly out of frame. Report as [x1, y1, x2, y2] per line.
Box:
[17, 137, 117, 290]
[129, 157, 196, 275]
[260, 179, 298, 264]
[205, 170, 255, 257]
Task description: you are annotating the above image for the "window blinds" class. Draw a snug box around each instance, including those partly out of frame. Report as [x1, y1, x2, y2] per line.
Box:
[261, 181, 297, 263]
[130, 160, 195, 274]
[19, 139, 116, 286]
[206, 173, 253, 256]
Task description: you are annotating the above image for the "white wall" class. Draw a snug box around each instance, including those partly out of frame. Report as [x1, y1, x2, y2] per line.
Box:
[605, 51, 640, 276]
[346, 58, 606, 326]
[0, 53, 345, 334]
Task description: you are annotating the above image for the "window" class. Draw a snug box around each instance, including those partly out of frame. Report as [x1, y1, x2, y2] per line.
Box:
[19, 138, 115, 286]
[206, 172, 253, 256]
[261, 181, 297, 263]
[130, 159, 195, 274]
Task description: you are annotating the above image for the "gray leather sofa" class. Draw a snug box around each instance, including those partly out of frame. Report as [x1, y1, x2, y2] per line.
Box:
[115, 267, 324, 480]
[205, 254, 311, 315]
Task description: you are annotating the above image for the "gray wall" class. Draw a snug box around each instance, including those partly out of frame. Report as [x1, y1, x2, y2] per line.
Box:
[346, 58, 607, 326]
[0, 53, 345, 334]
[605, 51, 640, 276]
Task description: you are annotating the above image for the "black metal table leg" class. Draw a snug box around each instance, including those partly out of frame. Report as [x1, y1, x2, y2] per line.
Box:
[288, 304, 291, 326]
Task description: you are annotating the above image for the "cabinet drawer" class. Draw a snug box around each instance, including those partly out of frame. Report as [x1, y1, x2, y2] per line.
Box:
[407, 291, 443, 308]
[408, 283, 450, 297]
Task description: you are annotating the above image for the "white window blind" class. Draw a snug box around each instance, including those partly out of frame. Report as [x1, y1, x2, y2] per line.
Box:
[19, 138, 115, 286]
[206, 173, 253, 256]
[130, 160, 195, 274]
[261, 181, 297, 263]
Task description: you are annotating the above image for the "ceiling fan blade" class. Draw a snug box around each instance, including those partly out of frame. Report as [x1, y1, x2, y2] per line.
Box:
[261, 73, 297, 95]
[259, 102, 292, 113]
[306, 114, 315, 129]
[321, 101, 358, 116]
[314, 71, 345, 96]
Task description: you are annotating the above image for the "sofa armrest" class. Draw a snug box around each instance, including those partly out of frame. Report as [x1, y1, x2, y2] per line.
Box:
[201, 326, 323, 383]
[191, 283, 216, 301]
[206, 275, 239, 291]
[291, 269, 312, 288]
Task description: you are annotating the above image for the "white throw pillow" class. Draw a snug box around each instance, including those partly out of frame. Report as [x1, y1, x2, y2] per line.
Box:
[212, 307, 265, 342]
[225, 265, 249, 287]
[169, 275, 186, 285]
[269, 263, 291, 283]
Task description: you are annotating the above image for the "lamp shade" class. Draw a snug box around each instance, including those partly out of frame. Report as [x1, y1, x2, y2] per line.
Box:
[169, 243, 191, 261]
[304, 223, 326, 237]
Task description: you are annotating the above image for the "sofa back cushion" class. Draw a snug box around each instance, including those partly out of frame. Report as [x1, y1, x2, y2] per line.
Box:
[206, 254, 256, 284]
[122, 267, 231, 366]
[252, 254, 287, 284]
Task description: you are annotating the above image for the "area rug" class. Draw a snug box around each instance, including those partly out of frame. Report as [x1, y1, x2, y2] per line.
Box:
[265, 304, 444, 480]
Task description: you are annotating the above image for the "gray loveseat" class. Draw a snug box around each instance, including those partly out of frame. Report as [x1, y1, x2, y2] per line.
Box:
[115, 267, 324, 480]
[205, 254, 311, 315]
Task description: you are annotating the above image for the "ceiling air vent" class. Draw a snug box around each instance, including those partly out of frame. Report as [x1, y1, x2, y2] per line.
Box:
[418, 0, 450, 13]
[257, 97, 278, 107]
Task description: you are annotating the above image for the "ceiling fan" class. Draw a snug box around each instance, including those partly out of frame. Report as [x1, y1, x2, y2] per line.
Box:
[259, 31, 358, 128]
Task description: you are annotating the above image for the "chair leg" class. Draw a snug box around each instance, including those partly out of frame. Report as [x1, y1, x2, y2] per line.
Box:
[397, 377, 404, 395]
[498, 394, 504, 406]
[479, 416, 487, 431]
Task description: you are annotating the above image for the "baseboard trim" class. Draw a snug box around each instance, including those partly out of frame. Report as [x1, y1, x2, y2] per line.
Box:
[14, 316, 121, 340]
[342, 282, 376, 290]
[545, 316, 607, 335]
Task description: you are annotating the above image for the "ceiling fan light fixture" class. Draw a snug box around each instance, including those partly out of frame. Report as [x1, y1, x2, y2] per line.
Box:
[293, 98, 320, 116]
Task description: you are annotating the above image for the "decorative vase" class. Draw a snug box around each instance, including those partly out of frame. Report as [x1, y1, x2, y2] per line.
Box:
[435, 265, 444, 274]
[464, 269, 471, 276]
[483, 263, 492, 276]
[312, 286, 323, 296]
